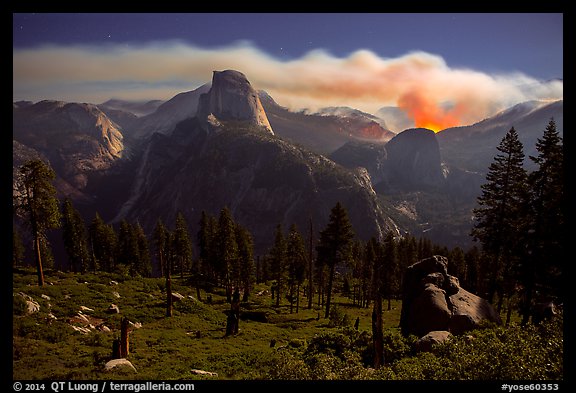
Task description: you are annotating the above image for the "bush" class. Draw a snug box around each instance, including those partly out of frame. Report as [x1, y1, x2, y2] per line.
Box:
[327, 305, 351, 328]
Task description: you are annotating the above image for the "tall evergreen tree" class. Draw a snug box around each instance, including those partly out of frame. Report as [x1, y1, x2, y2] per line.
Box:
[14, 159, 61, 286]
[173, 212, 193, 279]
[217, 207, 239, 302]
[471, 127, 528, 306]
[317, 202, 355, 319]
[133, 222, 152, 277]
[366, 237, 384, 368]
[381, 231, 399, 311]
[520, 119, 564, 324]
[13, 228, 25, 268]
[153, 219, 168, 277]
[235, 223, 255, 302]
[61, 198, 90, 272]
[198, 211, 219, 282]
[117, 219, 139, 274]
[89, 213, 117, 273]
[286, 224, 307, 313]
[269, 224, 287, 308]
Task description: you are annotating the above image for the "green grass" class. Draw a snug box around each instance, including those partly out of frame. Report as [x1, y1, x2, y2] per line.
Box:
[12, 268, 396, 380]
[12, 268, 539, 380]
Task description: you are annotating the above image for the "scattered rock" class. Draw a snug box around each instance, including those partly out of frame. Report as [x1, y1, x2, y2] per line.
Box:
[16, 292, 40, 315]
[415, 330, 452, 353]
[41, 294, 51, 301]
[112, 291, 121, 298]
[97, 324, 111, 333]
[80, 306, 94, 312]
[171, 292, 185, 302]
[190, 369, 218, 377]
[129, 322, 142, 329]
[106, 304, 120, 314]
[105, 358, 137, 373]
[109, 281, 119, 286]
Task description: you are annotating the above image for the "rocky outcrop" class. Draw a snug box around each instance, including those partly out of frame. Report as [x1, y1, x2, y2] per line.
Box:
[400, 255, 501, 337]
[197, 70, 273, 135]
[383, 128, 445, 189]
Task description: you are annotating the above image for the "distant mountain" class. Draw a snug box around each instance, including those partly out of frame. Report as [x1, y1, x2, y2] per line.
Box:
[13, 100, 125, 202]
[376, 106, 415, 133]
[125, 84, 211, 139]
[312, 106, 392, 132]
[99, 99, 164, 117]
[259, 92, 395, 155]
[113, 70, 398, 253]
[437, 100, 563, 172]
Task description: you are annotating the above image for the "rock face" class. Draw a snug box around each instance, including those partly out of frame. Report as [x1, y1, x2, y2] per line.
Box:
[400, 255, 501, 337]
[12, 101, 125, 202]
[383, 128, 445, 189]
[197, 70, 273, 135]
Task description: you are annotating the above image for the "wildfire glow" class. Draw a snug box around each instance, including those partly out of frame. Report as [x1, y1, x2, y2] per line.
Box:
[398, 91, 463, 133]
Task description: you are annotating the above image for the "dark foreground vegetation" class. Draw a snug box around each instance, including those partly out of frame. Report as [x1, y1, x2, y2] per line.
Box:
[13, 268, 562, 380]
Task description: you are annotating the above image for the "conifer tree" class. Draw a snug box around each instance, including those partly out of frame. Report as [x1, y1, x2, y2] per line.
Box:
[153, 219, 168, 277]
[217, 207, 239, 302]
[14, 159, 61, 286]
[89, 213, 117, 272]
[198, 211, 218, 282]
[173, 212, 193, 279]
[61, 198, 90, 272]
[269, 224, 287, 308]
[521, 119, 564, 323]
[381, 231, 399, 311]
[133, 222, 152, 277]
[235, 223, 255, 302]
[13, 228, 25, 268]
[286, 224, 306, 313]
[471, 127, 528, 306]
[318, 202, 355, 318]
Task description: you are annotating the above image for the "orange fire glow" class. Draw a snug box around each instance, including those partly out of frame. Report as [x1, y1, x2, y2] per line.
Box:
[398, 91, 463, 133]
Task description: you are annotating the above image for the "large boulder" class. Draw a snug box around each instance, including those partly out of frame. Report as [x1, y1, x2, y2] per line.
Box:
[415, 330, 452, 353]
[400, 255, 501, 337]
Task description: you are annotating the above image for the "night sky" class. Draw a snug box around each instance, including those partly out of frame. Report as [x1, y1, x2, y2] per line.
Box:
[13, 13, 562, 79]
[12, 13, 563, 128]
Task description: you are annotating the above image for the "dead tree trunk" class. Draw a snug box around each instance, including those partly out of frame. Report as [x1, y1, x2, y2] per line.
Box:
[120, 317, 130, 358]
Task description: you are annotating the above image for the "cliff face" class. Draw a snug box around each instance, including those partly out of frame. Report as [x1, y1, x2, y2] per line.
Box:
[114, 118, 397, 254]
[383, 128, 445, 189]
[197, 70, 274, 135]
[13, 101, 125, 194]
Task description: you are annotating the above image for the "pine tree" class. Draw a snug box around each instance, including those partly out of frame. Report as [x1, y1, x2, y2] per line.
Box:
[14, 159, 61, 286]
[381, 231, 399, 311]
[133, 222, 152, 277]
[317, 202, 355, 319]
[286, 224, 306, 313]
[366, 237, 384, 368]
[217, 207, 239, 302]
[269, 224, 287, 308]
[89, 213, 117, 273]
[471, 127, 528, 306]
[61, 199, 90, 272]
[236, 223, 255, 302]
[520, 119, 564, 324]
[197, 211, 218, 282]
[117, 220, 139, 275]
[153, 219, 168, 277]
[13, 228, 25, 268]
[173, 212, 193, 279]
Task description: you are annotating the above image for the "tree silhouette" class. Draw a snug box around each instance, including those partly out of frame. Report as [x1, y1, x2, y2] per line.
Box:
[14, 160, 61, 286]
[317, 202, 355, 319]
